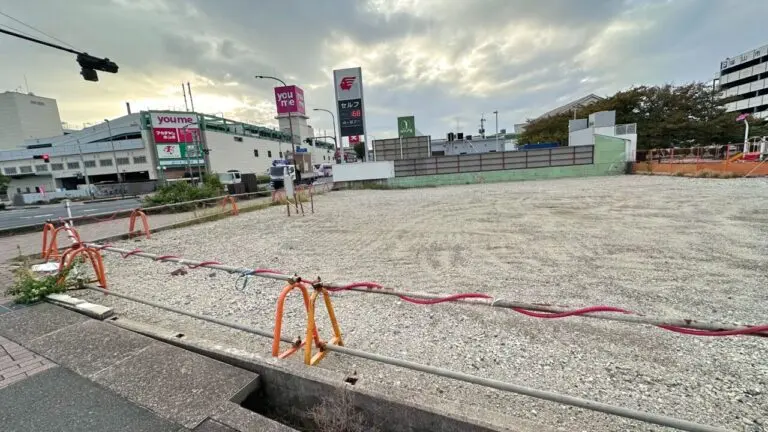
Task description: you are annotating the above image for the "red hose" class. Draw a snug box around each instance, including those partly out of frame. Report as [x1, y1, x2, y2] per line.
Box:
[658, 324, 768, 336]
[187, 261, 222, 269]
[120, 249, 143, 258]
[398, 293, 492, 305]
[511, 305, 631, 319]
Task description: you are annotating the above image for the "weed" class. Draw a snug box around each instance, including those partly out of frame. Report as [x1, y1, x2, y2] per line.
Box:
[309, 389, 379, 432]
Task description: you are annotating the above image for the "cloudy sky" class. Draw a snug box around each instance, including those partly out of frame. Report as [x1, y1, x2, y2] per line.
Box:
[1, 0, 766, 140]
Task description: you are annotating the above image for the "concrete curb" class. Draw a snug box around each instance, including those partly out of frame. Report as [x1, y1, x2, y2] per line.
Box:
[105, 315, 544, 432]
[45, 293, 114, 320]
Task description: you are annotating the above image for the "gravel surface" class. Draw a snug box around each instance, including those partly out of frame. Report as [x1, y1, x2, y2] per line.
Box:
[80, 175, 768, 431]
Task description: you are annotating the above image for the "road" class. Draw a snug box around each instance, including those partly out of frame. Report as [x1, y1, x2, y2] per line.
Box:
[0, 198, 143, 230]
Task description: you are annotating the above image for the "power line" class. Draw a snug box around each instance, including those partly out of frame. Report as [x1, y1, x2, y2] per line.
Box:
[0, 10, 77, 50]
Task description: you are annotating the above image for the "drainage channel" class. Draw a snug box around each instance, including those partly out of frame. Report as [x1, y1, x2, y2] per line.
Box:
[87, 286, 730, 432]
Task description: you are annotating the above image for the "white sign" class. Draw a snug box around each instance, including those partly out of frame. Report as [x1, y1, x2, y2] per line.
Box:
[159, 159, 204, 166]
[333, 67, 363, 101]
[284, 167, 295, 199]
[156, 144, 181, 159]
[150, 112, 198, 129]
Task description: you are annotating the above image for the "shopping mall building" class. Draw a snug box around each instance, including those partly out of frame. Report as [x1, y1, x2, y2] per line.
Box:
[0, 91, 334, 202]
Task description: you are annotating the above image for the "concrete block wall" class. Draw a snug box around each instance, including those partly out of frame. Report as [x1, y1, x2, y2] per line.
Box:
[373, 136, 430, 161]
[387, 135, 626, 188]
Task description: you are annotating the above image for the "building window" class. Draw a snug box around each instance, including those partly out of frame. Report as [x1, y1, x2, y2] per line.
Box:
[25, 187, 30, 193]
[84, 160, 97, 168]
[67, 161, 80, 170]
[253, 149, 259, 157]
[35, 164, 48, 172]
[19, 166, 33, 173]
[234, 136, 243, 142]
[268, 150, 272, 158]
[100, 159, 113, 167]
[279, 151, 283, 158]
[116, 157, 130, 165]
[4, 167, 17, 175]
[51, 163, 64, 171]
[133, 156, 147, 164]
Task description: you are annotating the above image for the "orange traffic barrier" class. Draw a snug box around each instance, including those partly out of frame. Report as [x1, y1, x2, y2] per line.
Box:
[272, 282, 321, 359]
[304, 286, 343, 366]
[128, 209, 150, 239]
[41, 222, 56, 258]
[219, 196, 239, 215]
[43, 225, 82, 260]
[57, 243, 107, 288]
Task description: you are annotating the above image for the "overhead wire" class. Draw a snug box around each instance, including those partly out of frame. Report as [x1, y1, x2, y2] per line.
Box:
[0, 10, 78, 50]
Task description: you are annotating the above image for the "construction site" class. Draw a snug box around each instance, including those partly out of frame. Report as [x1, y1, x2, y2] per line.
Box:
[9, 174, 757, 432]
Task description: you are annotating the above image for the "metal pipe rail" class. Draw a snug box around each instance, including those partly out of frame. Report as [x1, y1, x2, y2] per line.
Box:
[84, 285, 729, 432]
[88, 244, 768, 337]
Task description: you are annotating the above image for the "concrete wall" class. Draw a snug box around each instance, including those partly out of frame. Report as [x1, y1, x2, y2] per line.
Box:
[333, 161, 394, 182]
[388, 134, 626, 188]
[7, 175, 57, 201]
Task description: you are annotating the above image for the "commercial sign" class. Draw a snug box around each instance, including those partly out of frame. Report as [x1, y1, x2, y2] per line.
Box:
[274, 85, 306, 115]
[334, 67, 366, 139]
[348, 135, 360, 144]
[397, 116, 416, 137]
[150, 112, 199, 144]
[337, 99, 364, 137]
[156, 143, 203, 166]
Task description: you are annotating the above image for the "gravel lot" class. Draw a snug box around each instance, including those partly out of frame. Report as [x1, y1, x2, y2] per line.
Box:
[81, 175, 768, 431]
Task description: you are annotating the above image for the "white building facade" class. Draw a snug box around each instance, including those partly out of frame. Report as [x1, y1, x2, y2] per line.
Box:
[718, 43, 768, 120]
[1, 109, 334, 202]
[0, 91, 64, 150]
[568, 110, 637, 162]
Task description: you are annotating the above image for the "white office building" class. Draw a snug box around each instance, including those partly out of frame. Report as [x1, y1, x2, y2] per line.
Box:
[0, 91, 64, 150]
[718, 43, 768, 120]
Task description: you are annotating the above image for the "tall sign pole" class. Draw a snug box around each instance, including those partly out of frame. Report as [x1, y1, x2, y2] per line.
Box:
[334, 67, 367, 163]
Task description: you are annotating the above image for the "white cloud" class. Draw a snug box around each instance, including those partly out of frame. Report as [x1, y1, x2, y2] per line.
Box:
[1, 0, 767, 138]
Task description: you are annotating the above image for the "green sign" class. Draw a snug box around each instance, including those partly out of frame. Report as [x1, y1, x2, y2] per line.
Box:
[397, 116, 416, 137]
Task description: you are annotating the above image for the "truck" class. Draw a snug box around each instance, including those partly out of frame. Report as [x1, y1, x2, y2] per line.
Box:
[269, 160, 318, 189]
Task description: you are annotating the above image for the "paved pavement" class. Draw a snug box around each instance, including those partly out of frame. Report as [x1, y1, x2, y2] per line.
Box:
[0, 302, 290, 431]
[0, 197, 143, 230]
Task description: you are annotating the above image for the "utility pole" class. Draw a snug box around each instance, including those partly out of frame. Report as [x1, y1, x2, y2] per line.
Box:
[104, 119, 124, 197]
[76, 140, 93, 198]
[493, 110, 499, 151]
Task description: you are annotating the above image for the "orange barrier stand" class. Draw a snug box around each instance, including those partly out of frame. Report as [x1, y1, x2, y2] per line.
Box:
[219, 196, 239, 216]
[272, 282, 321, 359]
[128, 209, 151, 239]
[304, 286, 343, 366]
[57, 243, 107, 288]
[43, 225, 82, 260]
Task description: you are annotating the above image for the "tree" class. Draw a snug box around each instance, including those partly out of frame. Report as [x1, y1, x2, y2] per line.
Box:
[518, 83, 764, 149]
[353, 142, 365, 160]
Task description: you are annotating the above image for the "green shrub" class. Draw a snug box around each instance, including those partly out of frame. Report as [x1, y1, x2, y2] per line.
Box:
[6, 261, 76, 304]
[144, 175, 224, 209]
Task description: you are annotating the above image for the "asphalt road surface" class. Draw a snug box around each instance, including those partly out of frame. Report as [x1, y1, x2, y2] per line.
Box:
[0, 198, 143, 230]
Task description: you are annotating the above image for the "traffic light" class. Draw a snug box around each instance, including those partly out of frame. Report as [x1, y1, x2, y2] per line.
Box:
[304, 138, 312, 145]
[33, 154, 50, 163]
[77, 53, 119, 82]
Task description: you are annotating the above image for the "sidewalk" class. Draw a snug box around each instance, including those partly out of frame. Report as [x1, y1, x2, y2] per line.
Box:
[0, 315, 185, 432]
[0, 302, 290, 431]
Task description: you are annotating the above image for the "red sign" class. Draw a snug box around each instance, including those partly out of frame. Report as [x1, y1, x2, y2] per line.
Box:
[153, 127, 199, 144]
[274, 85, 306, 115]
[339, 76, 356, 91]
[348, 135, 360, 144]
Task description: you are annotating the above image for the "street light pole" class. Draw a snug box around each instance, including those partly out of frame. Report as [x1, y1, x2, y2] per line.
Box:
[255, 75, 295, 157]
[312, 108, 340, 163]
[493, 110, 499, 151]
[104, 118, 124, 197]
